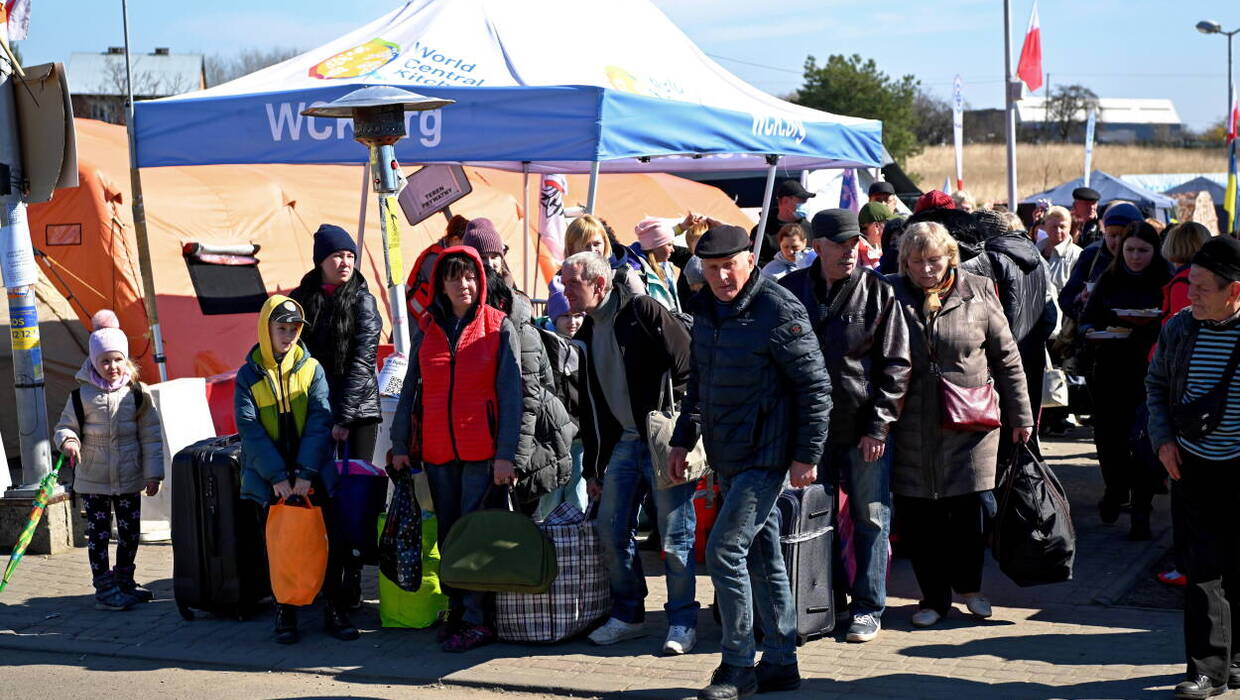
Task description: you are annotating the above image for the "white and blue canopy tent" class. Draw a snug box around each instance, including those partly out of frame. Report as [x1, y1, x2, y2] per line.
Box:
[1022, 170, 1176, 221]
[131, 0, 882, 341]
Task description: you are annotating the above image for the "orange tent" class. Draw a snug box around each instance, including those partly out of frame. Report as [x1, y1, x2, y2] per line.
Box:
[27, 119, 748, 380]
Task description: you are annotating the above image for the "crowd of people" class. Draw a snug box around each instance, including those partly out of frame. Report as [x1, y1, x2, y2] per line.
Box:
[49, 178, 1240, 700]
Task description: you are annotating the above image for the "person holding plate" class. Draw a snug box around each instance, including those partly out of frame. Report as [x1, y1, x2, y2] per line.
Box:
[1080, 221, 1172, 539]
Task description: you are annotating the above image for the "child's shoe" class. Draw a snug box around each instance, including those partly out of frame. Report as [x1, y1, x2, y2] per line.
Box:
[93, 573, 139, 611]
[113, 565, 154, 603]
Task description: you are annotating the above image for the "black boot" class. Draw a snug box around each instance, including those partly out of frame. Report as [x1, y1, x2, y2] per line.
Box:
[1128, 511, 1152, 541]
[697, 663, 757, 700]
[1173, 675, 1225, 699]
[1097, 498, 1121, 524]
[274, 604, 299, 645]
[113, 565, 154, 603]
[755, 659, 802, 692]
[342, 565, 363, 611]
[325, 603, 360, 641]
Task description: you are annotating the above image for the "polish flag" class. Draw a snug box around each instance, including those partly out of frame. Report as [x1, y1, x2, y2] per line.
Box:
[4, 0, 30, 41]
[1016, 1, 1043, 93]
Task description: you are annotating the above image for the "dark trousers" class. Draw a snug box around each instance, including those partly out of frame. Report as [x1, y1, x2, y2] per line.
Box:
[82, 493, 142, 583]
[1178, 450, 1240, 683]
[1088, 367, 1155, 517]
[896, 492, 989, 615]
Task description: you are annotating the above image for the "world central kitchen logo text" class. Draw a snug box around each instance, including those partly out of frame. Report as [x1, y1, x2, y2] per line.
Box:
[751, 114, 806, 145]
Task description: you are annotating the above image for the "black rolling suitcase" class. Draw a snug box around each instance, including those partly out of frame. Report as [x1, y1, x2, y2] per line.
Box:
[774, 484, 835, 644]
[172, 435, 271, 620]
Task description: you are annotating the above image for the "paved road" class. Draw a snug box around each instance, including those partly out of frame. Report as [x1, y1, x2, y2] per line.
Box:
[0, 430, 1195, 699]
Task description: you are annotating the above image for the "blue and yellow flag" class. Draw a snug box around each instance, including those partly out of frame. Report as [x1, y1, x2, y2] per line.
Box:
[1227, 139, 1237, 235]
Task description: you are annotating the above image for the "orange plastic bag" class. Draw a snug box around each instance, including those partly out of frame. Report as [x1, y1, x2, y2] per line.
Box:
[266, 497, 328, 606]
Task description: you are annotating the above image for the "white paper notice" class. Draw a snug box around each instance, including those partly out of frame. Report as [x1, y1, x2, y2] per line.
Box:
[0, 202, 38, 289]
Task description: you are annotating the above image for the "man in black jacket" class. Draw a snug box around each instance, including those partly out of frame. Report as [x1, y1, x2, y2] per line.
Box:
[780, 209, 911, 644]
[560, 252, 700, 656]
[669, 225, 831, 700]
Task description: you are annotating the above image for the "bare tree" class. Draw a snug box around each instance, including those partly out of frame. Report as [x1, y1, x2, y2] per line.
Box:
[205, 47, 302, 87]
[912, 90, 953, 146]
[1044, 84, 1099, 142]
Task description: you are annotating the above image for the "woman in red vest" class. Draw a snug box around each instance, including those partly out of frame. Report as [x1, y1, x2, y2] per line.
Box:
[390, 247, 522, 652]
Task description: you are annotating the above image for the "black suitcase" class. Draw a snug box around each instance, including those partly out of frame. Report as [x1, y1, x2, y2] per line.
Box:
[172, 435, 271, 620]
[774, 484, 835, 645]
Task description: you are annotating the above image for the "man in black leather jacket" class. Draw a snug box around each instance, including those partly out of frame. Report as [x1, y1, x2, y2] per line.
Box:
[780, 209, 910, 644]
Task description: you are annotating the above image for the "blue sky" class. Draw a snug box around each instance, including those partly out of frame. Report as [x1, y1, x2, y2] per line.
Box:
[17, 0, 1239, 131]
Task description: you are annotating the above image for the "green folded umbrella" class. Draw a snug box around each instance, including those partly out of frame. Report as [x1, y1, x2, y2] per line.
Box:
[1, 455, 66, 593]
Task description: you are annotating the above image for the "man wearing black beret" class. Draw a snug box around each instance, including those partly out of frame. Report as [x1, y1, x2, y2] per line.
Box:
[1147, 235, 1240, 700]
[752, 179, 813, 268]
[1071, 186, 1101, 247]
[669, 224, 832, 699]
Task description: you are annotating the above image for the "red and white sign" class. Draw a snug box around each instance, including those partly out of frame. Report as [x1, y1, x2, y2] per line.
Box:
[1016, 1, 1042, 93]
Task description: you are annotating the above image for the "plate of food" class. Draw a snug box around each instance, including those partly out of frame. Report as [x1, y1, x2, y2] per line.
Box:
[1086, 326, 1133, 340]
[1114, 308, 1162, 319]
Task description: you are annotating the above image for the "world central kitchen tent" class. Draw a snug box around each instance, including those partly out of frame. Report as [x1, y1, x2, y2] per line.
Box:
[132, 0, 883, 173]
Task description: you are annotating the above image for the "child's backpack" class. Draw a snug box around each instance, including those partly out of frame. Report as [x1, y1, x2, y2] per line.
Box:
[534, 326, 584, 425]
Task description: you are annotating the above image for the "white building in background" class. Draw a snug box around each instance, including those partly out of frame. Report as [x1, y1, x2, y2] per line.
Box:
[1017, 97, 1183, 144]
[66, 47, 205, 125]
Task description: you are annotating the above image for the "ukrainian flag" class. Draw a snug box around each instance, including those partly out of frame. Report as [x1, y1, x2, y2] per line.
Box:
[1228, 141, 1237, 235]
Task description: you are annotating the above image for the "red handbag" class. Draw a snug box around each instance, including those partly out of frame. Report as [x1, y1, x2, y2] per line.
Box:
[938, 375, 1002, 432]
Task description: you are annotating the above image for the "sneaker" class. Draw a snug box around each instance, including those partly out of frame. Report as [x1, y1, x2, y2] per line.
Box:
[113, 565, 153, 603]
[1157, 569, 1188, 587]
[662, 625, 696, 655]
[754, 659, 801, 693]
[698, 663, 758, 700]
[963, 594, 992, 618]
[846, 613, 880, 643]
[94, 585, 139, 612]
[588, 617, 647, 646]
[441, 623, 496, 653]
[911, 608, 942, 628]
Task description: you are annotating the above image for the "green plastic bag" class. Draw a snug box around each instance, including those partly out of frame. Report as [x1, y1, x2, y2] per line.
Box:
[377, 512, 448, 629]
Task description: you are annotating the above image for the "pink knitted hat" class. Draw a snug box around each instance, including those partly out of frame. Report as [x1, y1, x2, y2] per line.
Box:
[635, 217, 674, 251]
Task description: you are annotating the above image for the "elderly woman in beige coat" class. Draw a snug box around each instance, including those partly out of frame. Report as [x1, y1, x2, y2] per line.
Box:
[889, 222, 1033, 628]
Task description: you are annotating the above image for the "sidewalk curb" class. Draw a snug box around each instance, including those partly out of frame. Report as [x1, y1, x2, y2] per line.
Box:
[1091, 525, 1173, 607]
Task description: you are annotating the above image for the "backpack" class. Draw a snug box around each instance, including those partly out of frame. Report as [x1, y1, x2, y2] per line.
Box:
[71, 381, 147, 428]
[535, 326, 584, 424]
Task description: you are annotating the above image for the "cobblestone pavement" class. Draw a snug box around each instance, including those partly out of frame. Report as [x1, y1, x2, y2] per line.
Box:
[0, 431, 1198, 699]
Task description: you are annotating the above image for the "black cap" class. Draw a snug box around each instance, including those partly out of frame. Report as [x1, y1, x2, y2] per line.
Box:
[696, 225, 753, 259]
[269, 299, 308, 325]
[811, 209, 862, 242]
[868, 181, 895, 196]
[776, 179, 814, 200]
[1192, 236, 1240, 283]
[1072, 187, 1101, 202]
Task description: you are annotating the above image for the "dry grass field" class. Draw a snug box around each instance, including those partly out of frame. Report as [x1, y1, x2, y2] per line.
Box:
[905, 144, 1227, 205]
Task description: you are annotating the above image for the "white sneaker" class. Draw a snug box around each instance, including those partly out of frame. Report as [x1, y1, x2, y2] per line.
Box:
[662, 625, 696, 655]
[963, 594, 992, 618]
[911, 608, 942, 628]
[588, 617, 647, 646]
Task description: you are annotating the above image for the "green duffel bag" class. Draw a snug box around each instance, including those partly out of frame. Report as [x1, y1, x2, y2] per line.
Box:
[377, 512, 449, 629]
[440, 499, 558, 594]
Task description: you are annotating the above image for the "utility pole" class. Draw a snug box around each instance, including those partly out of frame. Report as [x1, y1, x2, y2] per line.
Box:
[1003, 0, 1020, 210]
[0, 33, 53, 496]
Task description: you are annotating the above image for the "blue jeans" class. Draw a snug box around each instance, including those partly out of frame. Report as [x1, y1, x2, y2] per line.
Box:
[425, 459, 493, 626]
[535, 440, 588, 520]
[709, 468, 797, 668]
[826, 444, 892, 616]
[595, 437, 699, 627]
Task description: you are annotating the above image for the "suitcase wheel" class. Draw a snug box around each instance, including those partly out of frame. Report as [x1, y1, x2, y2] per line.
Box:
[177, 603, 195, 622]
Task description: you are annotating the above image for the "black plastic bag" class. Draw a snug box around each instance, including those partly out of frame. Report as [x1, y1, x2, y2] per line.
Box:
[379, 466, 423, 592]
[992, 444, 1076, 587]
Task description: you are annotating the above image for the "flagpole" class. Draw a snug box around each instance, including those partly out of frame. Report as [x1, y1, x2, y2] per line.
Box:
[1003, 0, 1019, 210]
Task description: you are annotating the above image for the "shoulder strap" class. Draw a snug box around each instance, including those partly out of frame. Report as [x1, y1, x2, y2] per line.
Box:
[132, 381, 146, 416]
[71, 388, 85, 429]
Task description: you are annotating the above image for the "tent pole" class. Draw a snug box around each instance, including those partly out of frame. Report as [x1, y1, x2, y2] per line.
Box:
[356, 163, 369, 254]
[586, 161, 601, 214]
[522, 163, 530, 293]
[751, 155, 780, 258]
[122, 0, 168, 383]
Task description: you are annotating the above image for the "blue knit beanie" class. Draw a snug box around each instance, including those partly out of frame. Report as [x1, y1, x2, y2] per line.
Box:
[313, 224, 358, 266]
[1101, 202, 1143, 229]
[545, 290, 571, 321]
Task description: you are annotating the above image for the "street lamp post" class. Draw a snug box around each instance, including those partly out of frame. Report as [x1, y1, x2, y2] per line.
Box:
[1197, 19, 1240, 234]
[300, 87, 454, 353]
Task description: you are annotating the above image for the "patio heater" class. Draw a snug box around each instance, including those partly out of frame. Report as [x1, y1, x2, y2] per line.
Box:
[301, 87, 454, 353]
